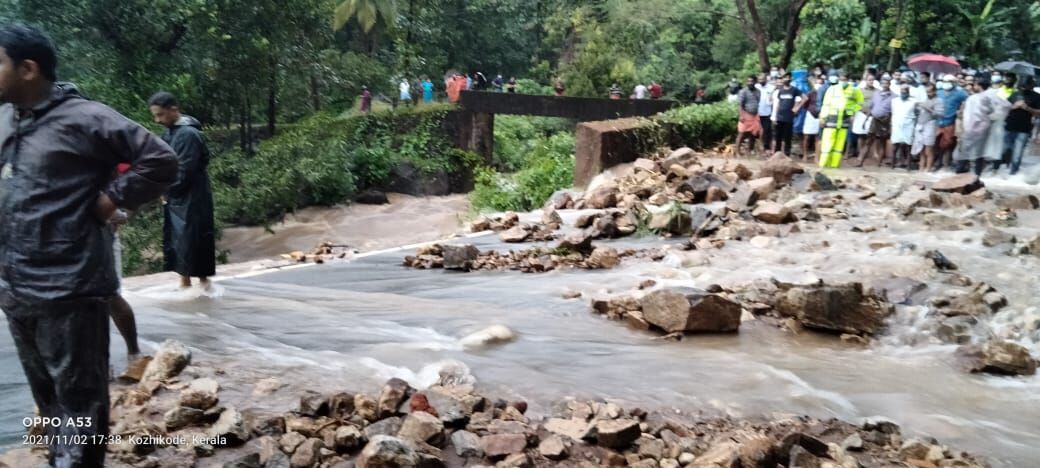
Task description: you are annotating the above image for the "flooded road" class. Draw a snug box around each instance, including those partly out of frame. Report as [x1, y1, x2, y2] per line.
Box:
[1, 168, 1039, 466]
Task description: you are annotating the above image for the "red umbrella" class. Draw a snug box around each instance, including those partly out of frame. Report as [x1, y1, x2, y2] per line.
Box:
[907, 54, 961, 76]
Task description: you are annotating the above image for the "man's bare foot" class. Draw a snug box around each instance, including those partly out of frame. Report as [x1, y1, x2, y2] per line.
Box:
[118, 355, 152, 383]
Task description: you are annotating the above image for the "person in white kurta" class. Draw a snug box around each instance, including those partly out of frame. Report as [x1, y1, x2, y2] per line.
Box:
[889, 85, 917, 167]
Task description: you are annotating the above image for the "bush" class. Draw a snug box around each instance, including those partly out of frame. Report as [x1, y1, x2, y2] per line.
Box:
[656, 101, 739, 149]
[471, 132, 575, 212]
[493, 115, 573, 172]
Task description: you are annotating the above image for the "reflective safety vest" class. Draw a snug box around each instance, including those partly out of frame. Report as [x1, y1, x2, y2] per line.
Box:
[820, 84, 865, 129]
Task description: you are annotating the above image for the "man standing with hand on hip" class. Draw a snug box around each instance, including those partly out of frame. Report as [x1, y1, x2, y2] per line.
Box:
[0, 23, 177, 467]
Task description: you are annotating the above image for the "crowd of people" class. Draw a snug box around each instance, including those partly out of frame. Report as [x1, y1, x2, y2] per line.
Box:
[609, 81, 665, 100]
[731, 64, 1039, 176]
[360, 72, 521, 111]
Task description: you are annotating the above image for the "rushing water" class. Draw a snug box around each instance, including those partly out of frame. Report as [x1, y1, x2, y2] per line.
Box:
[1, 168, 1039, 466]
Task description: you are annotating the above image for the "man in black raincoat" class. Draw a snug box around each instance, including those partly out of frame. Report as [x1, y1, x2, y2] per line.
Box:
[0, 24, 178, 467]
[148, 92, 216, 289]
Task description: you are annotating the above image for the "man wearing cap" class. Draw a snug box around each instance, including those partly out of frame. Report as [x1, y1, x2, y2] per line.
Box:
[935, 74, 968, 171]
[819, 70, 865, 168]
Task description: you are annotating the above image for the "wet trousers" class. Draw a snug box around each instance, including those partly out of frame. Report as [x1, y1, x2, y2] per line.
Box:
[820, 127, 848, 168]
[5, 298, 110, 468]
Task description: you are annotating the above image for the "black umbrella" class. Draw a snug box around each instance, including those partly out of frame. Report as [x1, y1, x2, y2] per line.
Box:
[994, 61, 1038, 77]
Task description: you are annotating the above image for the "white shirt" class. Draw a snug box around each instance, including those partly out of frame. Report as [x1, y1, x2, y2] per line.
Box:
[634, 85, 648, 99]
[891, 96, 917, 126]
[910, 84, 928, 103]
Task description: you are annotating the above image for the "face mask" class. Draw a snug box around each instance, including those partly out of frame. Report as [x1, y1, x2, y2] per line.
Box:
[900, 93, 909, 100]
[992, 75, 1002, 83]
[840, 81, 849, 88]
[829, 76, 839, 84]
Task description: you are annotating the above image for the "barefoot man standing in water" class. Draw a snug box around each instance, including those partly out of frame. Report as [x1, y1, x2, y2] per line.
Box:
[149, 92, 216, 290]
[0, 23, 177, 467]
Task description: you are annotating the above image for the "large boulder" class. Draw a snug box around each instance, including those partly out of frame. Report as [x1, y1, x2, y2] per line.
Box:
[752, 201, 793, 224]
[957, 341, 1037, 376]
[356, 435, 420, 468]
[757, 153, 804, 185]
[932, 174, 984, 194]
[499, 226, 531, 243]
[179, 378, 220, 410]
[690, 207, 724, 238]
[164, 406, 205, 431]
[868, 277, 927, 305]
[556, 231, 594, 255]
[290, 438, 323, 468]
[441, 244, 480, 271]
[982, 228, 1016, 248]
[649, 206, 692, 235]
[355, 189, 390, 205]
[747, 177, 776, 198]
[777, 282, 894, 335]
[931, 283, 1008, 317]
[661, 147, 699, 169]
[543, 418, 593, 441]
[141, 339, 191, 383]
[726, 186, 760, 212]
[480, 433, 527, 458]
[639, 289, 742, 333]
[678, 173, 734, 203]
[209, 407, 251, 445]
[593, 419, 641, 449]
[587, 247, 620, 269]
[810, 172, 836, 191]
[397, 411, 444, 445]
[585, 186, 620, 209]
[378, 378, 414, 419]
[997, 194, 1039, 210]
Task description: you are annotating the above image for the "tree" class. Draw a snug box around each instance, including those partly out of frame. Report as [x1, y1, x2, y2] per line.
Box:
[958, 0, 1010, 62]
[334, 0, 398, 33]
[733, 0, 770, 71]
[734, 0, 809, 72]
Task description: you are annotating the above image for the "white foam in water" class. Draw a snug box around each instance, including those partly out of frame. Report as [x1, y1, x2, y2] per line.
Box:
[359, 357, 475, 389]
[131, 282, 224, 301]
[763, 366, 858, 416]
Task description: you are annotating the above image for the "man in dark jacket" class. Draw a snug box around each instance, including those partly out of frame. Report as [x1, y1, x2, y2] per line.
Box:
[0, 24, 177, 467]
[148, 92, 216, 290]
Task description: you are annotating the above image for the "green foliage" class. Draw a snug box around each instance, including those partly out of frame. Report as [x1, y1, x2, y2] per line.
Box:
[471, 132, 575, 213]
[493, 116, 574, 172]
[334, 0, 398, 33]
[657, 101, 740, 149]
[121, 105, 468, 273]
[118, 205, 165, 275]
[794, 0, 870, 69]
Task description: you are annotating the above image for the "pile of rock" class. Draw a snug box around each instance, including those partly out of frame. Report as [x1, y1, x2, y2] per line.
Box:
[402, 241, 664, 274]
[591, 288, 743, 336]
[102, 350, 988, 468]
[281, 242, 358, 265]
[730, 279, 896, 338]
[470, 212, 521, 233]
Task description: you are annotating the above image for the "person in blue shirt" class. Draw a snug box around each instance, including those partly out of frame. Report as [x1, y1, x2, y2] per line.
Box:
[935, 74, 969, 171]
[421, 77, 434, 102]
